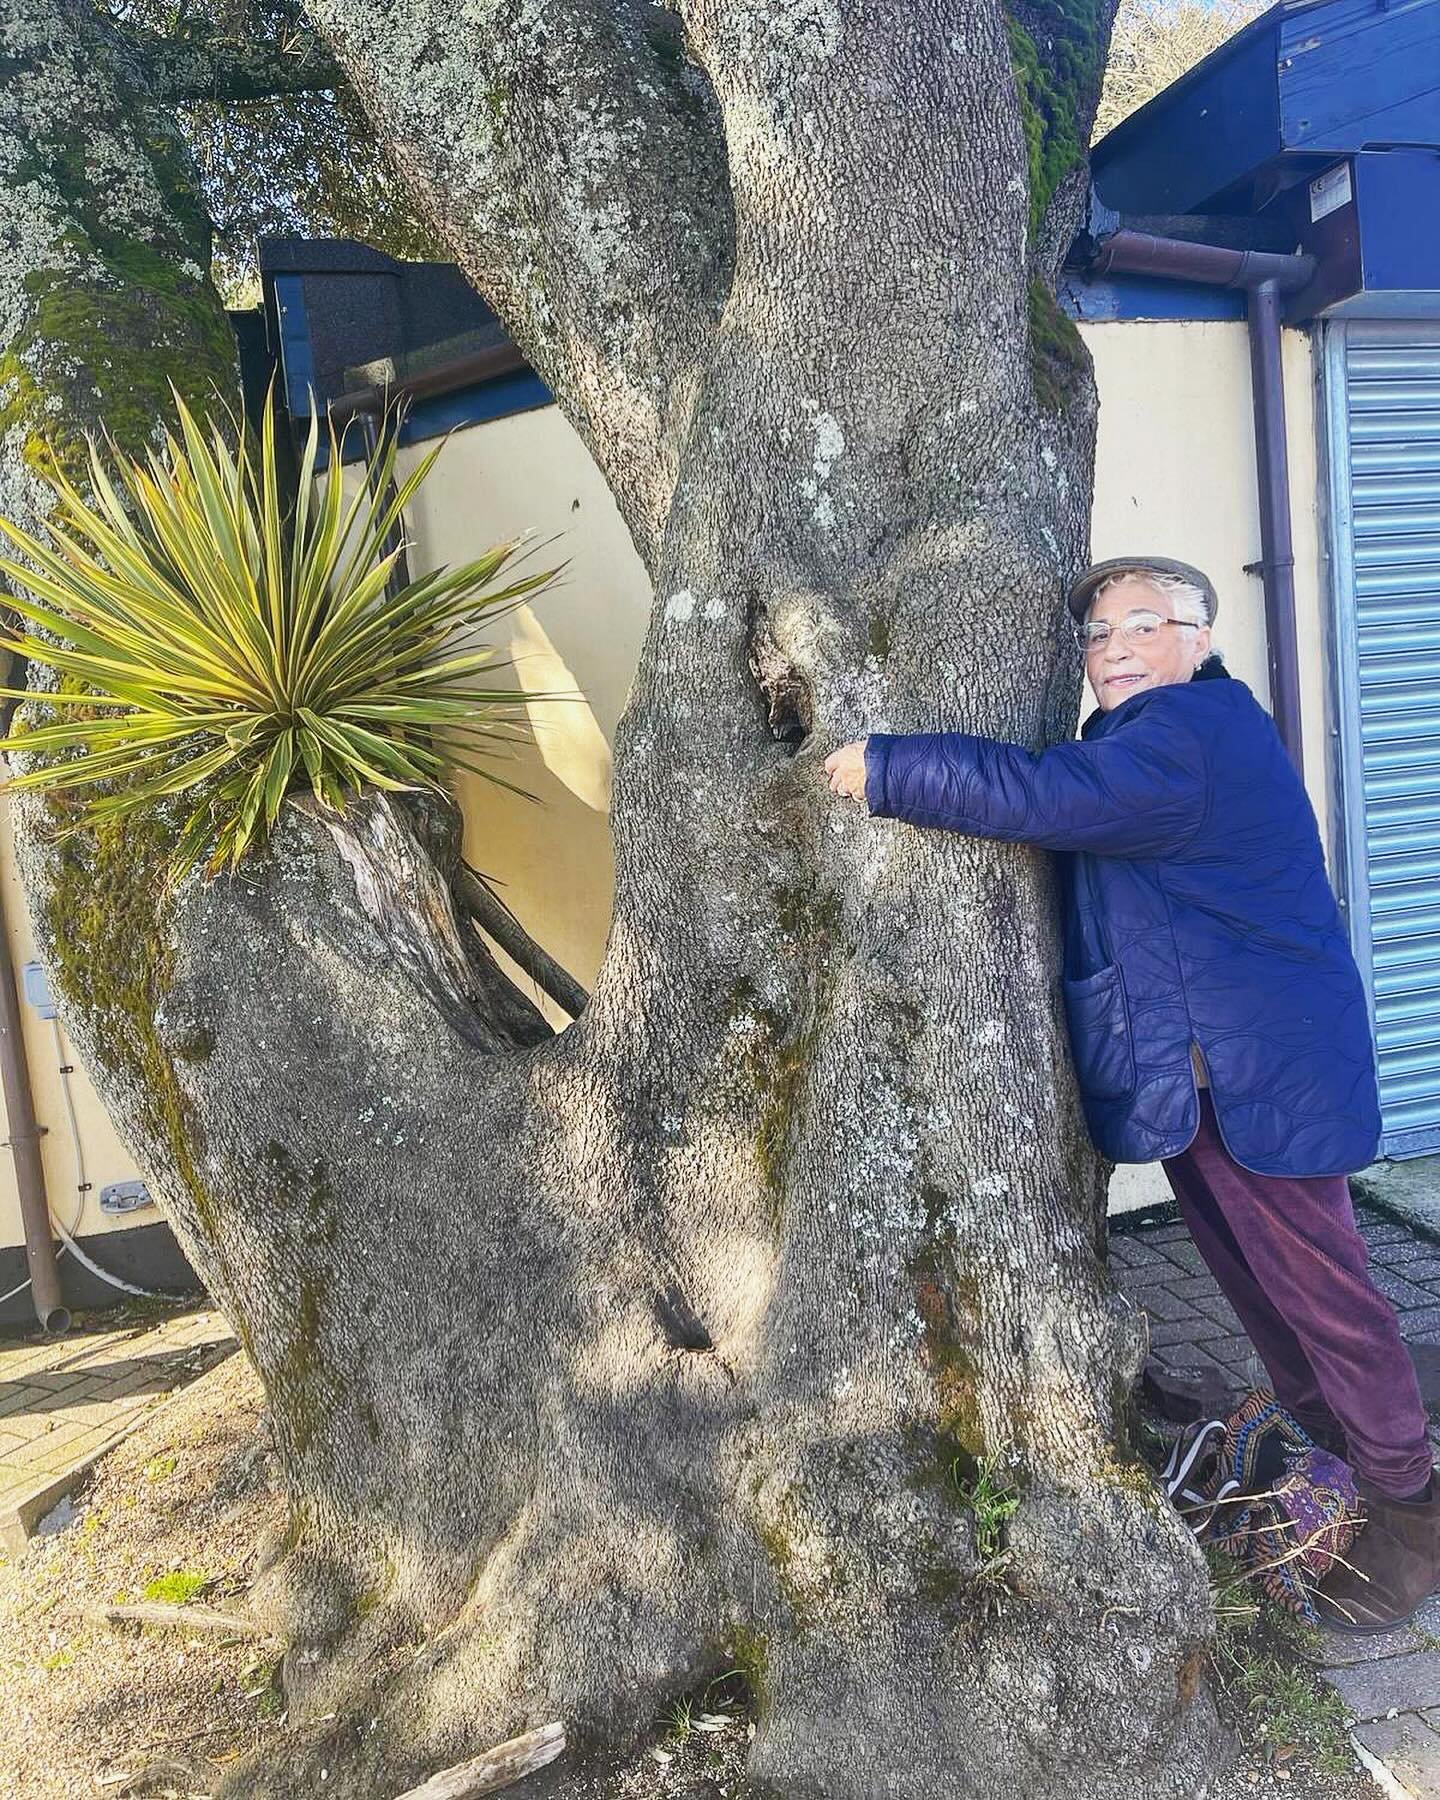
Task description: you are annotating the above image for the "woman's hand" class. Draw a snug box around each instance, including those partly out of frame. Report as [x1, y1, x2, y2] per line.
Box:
[824, 738, 869, 802]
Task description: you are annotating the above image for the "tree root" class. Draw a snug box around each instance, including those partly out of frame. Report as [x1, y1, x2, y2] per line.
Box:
[391, 1723, 567, 1799]
[94, 1601, 270, 1639]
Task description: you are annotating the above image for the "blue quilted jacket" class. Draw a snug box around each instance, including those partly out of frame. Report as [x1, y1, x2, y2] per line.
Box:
[863, 662, 1382, 1176]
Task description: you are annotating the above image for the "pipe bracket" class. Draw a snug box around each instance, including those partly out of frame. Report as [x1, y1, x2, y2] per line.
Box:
[0, 1125, 49, 1148]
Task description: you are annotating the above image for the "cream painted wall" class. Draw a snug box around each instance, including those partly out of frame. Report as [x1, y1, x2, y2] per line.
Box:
[1086, 320, 1328, 1209]
[0, 314, 1338, 1249]
[1086, 320, 1331, 843]
[0, 799, 158, 1266]
[394, 408, 652, 1028]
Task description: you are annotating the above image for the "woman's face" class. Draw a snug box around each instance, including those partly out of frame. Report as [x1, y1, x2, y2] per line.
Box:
[1084, 576, 1212, 712]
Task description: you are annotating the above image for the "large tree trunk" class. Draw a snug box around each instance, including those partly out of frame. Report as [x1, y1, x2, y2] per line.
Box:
[2, 1, 1226, 1795]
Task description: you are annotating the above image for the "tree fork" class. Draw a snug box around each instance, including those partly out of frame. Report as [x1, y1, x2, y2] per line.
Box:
[0, 0, 1233, 1795]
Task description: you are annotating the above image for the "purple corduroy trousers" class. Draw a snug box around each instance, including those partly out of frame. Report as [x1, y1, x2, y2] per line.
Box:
[1159, 1088, 1434, 1500]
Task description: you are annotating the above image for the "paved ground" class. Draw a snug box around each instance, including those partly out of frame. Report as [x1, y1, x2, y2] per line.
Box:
[1112, 1199, 1440, 1798]
[0, 1302, 235, 1551]
[1111, 1204, 1440, 1424]
[3, 1223, 1439, 1788]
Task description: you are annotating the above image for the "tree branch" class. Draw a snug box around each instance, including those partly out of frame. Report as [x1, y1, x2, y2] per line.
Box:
[390, 1724, 567, 1800]
[302, 0, 735, 576]
[453, 864, 590, 1023]
[298, 793, 557, 1053]
[95, 1602, 269, 1637]
[118, 22, 344, 104]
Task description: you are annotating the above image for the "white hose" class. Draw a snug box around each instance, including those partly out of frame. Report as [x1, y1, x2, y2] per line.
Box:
[0, 1148, 82, 1308]
[48, 1017, 158, 1297]
[0, 1018, 161, 1308]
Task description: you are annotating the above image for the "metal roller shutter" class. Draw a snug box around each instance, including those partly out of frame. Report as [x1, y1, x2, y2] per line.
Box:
[1325, 319, 1440, 1156]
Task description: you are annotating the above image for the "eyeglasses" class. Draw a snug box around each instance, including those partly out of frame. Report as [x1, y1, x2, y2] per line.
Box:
[1075, 609, 1200, 653]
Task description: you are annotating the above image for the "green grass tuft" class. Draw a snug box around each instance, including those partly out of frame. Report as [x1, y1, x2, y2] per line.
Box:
[1207, 1546, 1356, 1776]
[140, 1569, 208, 1606]
[949, 1447, 1022, 1573]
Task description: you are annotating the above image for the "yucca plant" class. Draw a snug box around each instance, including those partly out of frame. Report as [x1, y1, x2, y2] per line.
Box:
[0, 379, 567, 882]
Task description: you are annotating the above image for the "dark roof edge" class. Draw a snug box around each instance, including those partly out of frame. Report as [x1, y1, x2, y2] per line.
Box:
[259, 236, 409, 276]
[1090, 0, 1332, 164]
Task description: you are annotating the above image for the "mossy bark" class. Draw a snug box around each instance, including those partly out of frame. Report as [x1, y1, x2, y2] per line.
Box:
[1006, 0, 1115, 240]
[0, 1, 235, 506]
[0, 0, 245, 1323]
[4, 1, 1225, 1797]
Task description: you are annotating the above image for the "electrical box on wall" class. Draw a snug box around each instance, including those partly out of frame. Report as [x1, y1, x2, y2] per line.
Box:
[99, 1180, 154, 1216]
[1286, 150, 1440, 320]
[21, 961, 57, 1020]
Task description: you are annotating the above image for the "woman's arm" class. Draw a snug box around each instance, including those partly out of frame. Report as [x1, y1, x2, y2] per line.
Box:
[853, 706, 1212, 858]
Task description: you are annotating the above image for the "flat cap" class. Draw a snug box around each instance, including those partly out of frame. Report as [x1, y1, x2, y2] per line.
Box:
[1066, 555, 1219, 624]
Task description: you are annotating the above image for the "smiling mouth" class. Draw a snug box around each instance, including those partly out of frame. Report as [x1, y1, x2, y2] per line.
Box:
[1106, 673, 1145, 687]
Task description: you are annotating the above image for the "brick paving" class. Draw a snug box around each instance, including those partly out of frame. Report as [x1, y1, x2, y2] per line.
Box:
[0, 1303, 235, 1552]
[1111, 1197, 1440, 1798]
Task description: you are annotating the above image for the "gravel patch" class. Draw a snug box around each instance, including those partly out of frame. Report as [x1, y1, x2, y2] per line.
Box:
[0, 1353, 284, 1799]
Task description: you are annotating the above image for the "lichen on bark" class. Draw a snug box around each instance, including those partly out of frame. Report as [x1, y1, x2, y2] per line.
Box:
[0, 4, 233, 493]
[1, 0, 247, 1340]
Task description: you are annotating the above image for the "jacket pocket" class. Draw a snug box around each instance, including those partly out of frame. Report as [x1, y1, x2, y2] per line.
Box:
[1062, 961, 1137, 1103]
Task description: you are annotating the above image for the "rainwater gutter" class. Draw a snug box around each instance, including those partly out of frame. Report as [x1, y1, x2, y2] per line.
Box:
[327, 341, 528, 428]
[1084, 229, 1317, 777]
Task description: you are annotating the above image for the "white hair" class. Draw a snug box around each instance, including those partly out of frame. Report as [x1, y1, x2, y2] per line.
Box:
[1092, 568, 1211, 629]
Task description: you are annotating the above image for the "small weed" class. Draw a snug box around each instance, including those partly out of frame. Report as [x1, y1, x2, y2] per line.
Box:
[38, 1645, 75, 1672]
[662, 1694, 696, 1744]
[143, 1455, 178, 1482]
[141, 1569, 208, 1605]
[242, 1652, 285, 1719]
[1225, 1644, 1353, 1774]
[659, 1667, 749, 1748]
[949, 1447, 1021, 1572]
[714, 1626, 767, 1713]
[1136, 1414, 1171, 1469]
[1207, 1546, 1355, 1776]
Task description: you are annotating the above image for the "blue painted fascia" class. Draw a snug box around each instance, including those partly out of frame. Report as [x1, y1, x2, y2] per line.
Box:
[272, 274, 318, 419]
[327, 370, 555, 468]
[1280, 0, 1440, 155]
[1091, 0, 1440, 218]
[1059, 271, 1246, 323]
[1093, 21, 1282, 216]
[271, 270, 555, 469]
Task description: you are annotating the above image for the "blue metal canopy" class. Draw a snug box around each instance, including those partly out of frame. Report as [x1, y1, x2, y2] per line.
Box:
[1092, 0, 1440, 218]
[1083, 0, 1440, 320]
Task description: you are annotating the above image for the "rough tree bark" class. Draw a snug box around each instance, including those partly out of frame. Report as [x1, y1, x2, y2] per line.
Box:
[1, 1, 1228, 1795]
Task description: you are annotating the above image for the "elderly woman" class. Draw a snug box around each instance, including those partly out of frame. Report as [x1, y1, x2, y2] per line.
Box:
[824, 555, 1439, 1631]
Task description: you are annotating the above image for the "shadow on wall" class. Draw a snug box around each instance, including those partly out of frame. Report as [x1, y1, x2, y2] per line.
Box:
[398, 406, 655, 1027]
